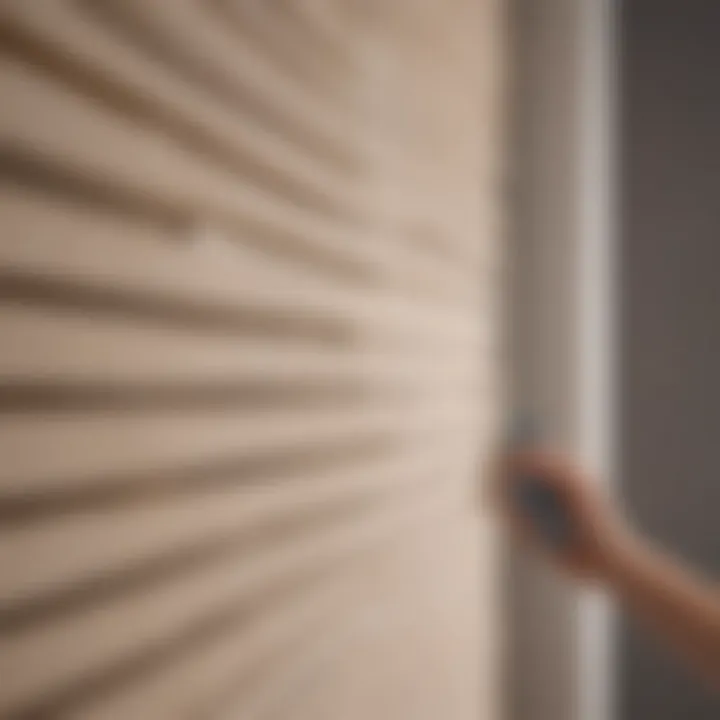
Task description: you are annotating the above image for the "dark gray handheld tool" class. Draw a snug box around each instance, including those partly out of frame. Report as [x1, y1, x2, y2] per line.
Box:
[509, 416, 574, 549]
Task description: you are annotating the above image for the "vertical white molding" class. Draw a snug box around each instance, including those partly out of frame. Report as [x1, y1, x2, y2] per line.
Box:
[507, 2, 617, 718]
[576, 2, 616, 720]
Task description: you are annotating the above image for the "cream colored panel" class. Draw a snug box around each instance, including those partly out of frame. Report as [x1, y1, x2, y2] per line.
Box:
[0, 1, 504, 718]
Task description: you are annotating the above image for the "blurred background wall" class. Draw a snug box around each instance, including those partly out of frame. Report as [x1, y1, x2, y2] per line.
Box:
[620, 1, 720, 717]
[0, 2, 505, 718]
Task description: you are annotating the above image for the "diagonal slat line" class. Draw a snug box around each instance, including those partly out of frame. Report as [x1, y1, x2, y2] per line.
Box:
[268, 0, 359, 65]
[208, 0, 352, 106]
[4, 0, 486, 288]
[0, 435, 472, 615]
[0, 267, 353, 343]
[0, 143, 183, 231]
[0, 41, 376, 279]
[0, 2, 489, 280]
[0, 377, 381, 414]
[77, 0, 365, 216]
[67, 530, 430, 720]
[0, 243, 483, 346]
[0, 484, 377, 636]
[77, 0, 362, 171]
[0, 434, 396, 526]
[0, 0, 364, 191]
[0, 487, 449, 719]
[4, 555, 340, 720]
[0, 139, 371, 280]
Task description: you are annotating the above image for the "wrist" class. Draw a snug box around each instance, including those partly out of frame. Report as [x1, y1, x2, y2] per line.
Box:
[597, 524, 649, 591]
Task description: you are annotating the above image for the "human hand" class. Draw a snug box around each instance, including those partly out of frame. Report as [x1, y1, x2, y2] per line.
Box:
[496, 450, 632, 582]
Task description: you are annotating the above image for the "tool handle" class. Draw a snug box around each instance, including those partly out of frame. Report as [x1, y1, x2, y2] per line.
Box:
[509, 416, 574, 549]
[513, 472, 573, 548]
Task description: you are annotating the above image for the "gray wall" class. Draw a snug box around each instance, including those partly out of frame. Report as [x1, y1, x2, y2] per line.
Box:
[621, 0, 720, 716]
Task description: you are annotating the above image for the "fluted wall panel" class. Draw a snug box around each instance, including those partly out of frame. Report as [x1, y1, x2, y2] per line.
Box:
[0, 1, 505, 718]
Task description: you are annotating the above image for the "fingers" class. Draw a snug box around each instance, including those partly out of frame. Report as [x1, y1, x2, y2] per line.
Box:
[496, 450, 573, 514]
[495, 448, 585, 555]
[493, 447, 620, 580]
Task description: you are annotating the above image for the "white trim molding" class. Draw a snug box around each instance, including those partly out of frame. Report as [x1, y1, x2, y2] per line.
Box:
[506, 1, 616, 719]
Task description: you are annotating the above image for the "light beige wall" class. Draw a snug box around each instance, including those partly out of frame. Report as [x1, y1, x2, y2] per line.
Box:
[0, 2, 505, 718]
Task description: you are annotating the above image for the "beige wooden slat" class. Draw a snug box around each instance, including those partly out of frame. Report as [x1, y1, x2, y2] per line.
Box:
[0, 484, 454, 717]
[217, 512, 484, 720]
[0, 1, 488, 278]
[248, 609, 444, 720]
[0, 310, 481, 407]
[0, 0, 364, 173]
[1, 0, 364, 164]
[0, 187, 485, 344]
[343, 18, 490, 273]
[71, 520, 445, 720]
[78, 0, 374, 229]
[273, 0, 358, 58]
[351, 2, 497, 268]
[0, 307, 353, 382]
[0, 397, 481, 496]
[0, 55, 376, 275]
[89, 0, 369, 162]
[0, 436, 471, 608]
[0, 306, 478, 385]
[209, 0, 354, 104]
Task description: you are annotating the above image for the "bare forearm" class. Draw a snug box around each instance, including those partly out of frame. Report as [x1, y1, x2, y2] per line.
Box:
[605, 533, 720, 686]
[500, 450, 720, 688]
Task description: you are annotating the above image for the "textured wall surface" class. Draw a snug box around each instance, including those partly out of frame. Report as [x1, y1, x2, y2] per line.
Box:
[621, 0, 720, 717]
[0, 2, 504, 718]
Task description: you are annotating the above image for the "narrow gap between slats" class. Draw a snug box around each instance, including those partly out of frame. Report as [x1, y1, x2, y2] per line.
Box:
[0, 488, 447, 719]
[0, 46, 361, 247]
[0, 477, 390, 635]
[0, 143, 370, 281]
[0, 30, 381, 282]
[0, 377, 384, 414]
[0, 267, 354, 343]
[208, 0, 352, 106]
[0, 434, 394, 526]
[77, 0, 362, 177]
